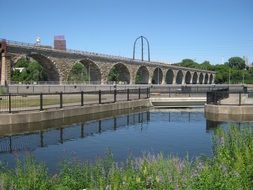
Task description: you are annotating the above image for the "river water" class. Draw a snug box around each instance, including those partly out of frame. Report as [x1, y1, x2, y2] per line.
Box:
[0, 108, 252, 172]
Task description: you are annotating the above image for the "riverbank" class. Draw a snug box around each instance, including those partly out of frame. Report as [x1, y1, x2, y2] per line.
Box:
[0, 127, 252, 190]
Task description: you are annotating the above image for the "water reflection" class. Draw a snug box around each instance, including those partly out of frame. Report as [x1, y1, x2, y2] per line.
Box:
[0, 111, 150, 154]
[1, 108, 251, 173]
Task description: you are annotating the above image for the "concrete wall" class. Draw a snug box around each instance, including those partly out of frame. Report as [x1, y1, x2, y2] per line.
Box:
[205, 104, 253, 122]
[0, 99, 152, 125]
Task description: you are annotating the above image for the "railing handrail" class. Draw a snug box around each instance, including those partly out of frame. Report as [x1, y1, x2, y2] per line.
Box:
[0, 38, 216, 73]
[0, 87, 150, 114]
[0, 38, 147, 64]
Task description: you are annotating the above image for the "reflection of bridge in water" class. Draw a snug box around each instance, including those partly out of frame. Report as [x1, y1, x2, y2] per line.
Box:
[0, 111, 150, 154]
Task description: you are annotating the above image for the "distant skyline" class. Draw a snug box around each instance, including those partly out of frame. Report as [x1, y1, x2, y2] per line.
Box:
[1, 0, 253, 64]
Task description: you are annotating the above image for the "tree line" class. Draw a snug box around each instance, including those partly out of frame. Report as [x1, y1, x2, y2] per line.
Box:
[174, 57, 253, 84]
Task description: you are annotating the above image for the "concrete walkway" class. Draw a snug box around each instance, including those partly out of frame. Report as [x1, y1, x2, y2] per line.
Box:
[150, 95, 206, 107]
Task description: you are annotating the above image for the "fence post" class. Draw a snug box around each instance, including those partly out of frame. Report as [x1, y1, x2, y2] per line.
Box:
[239, 92, 241, 106]
[99, 90, 102, 104]
[138, 87, 141, 99]
[60, 92, 63, 108]
[40, 93, 43, 111]
[114, 89, 117, 103]
[81, 91, 84, 106]
[127, 89, 130, 101]
[8, 94, 11, 113]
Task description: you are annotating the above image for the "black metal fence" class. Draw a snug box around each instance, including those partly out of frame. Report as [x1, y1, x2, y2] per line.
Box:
[206, 87, 253, 106]
[150, 85, 235, 97]
[0, 88, 150, 113]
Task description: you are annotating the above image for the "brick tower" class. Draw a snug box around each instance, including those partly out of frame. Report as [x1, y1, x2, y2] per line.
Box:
[54, 35, 66, 51]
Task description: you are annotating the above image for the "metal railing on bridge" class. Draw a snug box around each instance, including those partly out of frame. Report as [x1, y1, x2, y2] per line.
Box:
[0, 88, 150, 113]
[1, 38, 161, 65]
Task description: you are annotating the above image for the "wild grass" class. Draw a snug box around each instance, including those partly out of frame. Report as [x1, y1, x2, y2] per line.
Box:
[0, 87, 6, 95]
[0, 126, 253, 190]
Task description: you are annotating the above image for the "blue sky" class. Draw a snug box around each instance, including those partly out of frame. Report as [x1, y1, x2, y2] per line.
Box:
[1, 0, 253, 64]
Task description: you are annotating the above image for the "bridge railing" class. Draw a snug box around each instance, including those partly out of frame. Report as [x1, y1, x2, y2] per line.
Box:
[0, 87, 150, 113]
[1, 38, 216, 73]
[0, 38, 147, 64]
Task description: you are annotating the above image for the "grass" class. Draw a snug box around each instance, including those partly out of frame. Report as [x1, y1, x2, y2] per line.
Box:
[0, 94, 106, 109]
[0, 126, 253, 190]
[0, 87, 6, 95]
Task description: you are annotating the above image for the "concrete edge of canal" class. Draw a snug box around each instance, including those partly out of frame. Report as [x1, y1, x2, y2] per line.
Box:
[150, 97, 206, 107]
[204, 104, 253, 122]
[0, 96, 208, 125]
[0, 99, 153, 125]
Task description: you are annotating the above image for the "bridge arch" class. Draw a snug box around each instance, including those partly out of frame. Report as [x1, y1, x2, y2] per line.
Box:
[204, 73, 209, 84]
[12, 54, 60, 83]
[185, 71, 192, 84]
[199, 73, 204, 84]
[135, 66, 149, 84]
[108, 63, 130, 84]
[152, 67, 163, 84]
[80, 59, 101, 84]
[209, 74, 213, 84]
[192, 72, 198, 84]
[165, 69, 174, 84]
[176, 70, 184, 84]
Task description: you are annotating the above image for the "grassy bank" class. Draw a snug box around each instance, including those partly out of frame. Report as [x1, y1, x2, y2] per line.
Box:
[0, 127, 253, 190]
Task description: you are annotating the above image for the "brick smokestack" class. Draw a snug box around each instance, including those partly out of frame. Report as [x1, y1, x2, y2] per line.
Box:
[54, 35, 66, 51]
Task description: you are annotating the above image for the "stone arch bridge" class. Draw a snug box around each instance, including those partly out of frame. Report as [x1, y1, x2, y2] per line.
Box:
[0, 39, 215, 85]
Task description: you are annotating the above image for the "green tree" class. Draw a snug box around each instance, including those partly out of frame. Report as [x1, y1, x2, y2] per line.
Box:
[68, 63, 88, 82]
[214, 64, 230, 84]
[227, 57, 246, 70]
[173, 57, 253, 84]
[178, 59, 199, 68]
[11, 58, 47, 83]
[108, 67, 119, 82]
[200, 61, 214, 70]
[135, 73, 142, 84]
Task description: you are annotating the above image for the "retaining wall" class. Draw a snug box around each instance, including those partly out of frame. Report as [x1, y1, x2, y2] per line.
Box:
[0, 99, 152, 125]
[205, 104, 253, 122]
